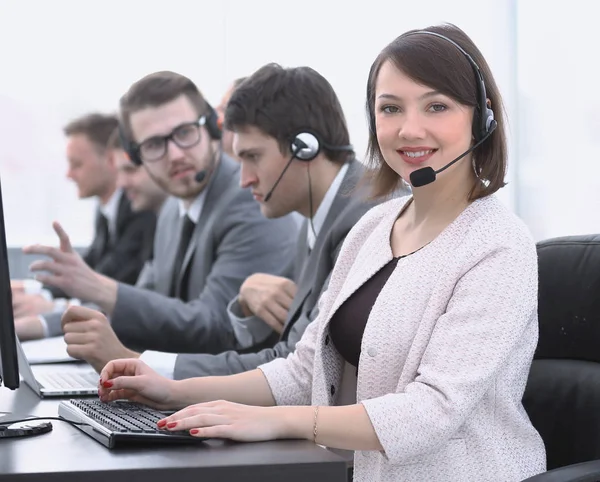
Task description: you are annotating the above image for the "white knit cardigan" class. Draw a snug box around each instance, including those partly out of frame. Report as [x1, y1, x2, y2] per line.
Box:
[259, 195, 546, 482]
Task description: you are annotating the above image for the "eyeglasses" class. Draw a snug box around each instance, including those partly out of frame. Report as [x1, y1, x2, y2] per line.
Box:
[136, 116, 207, 163]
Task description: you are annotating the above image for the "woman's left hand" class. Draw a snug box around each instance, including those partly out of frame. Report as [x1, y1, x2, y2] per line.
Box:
[157, 400, 296, 442]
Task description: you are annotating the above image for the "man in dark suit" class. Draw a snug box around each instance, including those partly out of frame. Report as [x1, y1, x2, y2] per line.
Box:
[13, 113, 157, 340]
[25, 70, 298, 370]
[61, 63, 401, 378]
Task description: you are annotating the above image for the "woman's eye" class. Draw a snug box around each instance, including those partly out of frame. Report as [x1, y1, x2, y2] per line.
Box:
[381, 105, 399, 114]
[429, 103, 447, 113]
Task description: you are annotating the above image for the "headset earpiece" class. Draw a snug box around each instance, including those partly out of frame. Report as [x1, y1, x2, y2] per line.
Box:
[118, 123, 142, 166]
[204, 104, 222, 140]
[290, 130, 354, 162]
[405, 30, 497, 143]
[291, 132, 321, 161]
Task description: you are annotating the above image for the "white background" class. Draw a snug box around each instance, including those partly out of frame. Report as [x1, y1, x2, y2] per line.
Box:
[0, 0, 595, 246]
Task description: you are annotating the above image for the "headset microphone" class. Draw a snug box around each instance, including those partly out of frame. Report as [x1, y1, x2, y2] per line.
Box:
[409, 122, 496, 187]
[263, 140, 307, 202]
[194, 170, 207, 183]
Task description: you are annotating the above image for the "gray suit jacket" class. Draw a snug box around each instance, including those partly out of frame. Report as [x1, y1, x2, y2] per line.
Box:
[109, 154, 298, 354]
[173, 159, 382, 378]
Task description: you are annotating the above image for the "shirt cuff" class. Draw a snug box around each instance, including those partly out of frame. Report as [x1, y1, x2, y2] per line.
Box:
[40, 289, 54, 302]
[227, 297, 274, 349]
[37, 315, 50, 339]
[139, 351, 178, 380]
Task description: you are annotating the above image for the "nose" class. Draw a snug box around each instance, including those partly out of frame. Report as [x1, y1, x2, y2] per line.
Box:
[165, 138, 186, 161]
[239, 161, 257, 189]
[399, 109, 427, 140]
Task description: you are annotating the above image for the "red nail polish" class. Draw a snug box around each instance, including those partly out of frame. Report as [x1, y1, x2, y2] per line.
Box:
[103, 380, 113, 388]
[157, 420, 167, 428]
[190, 429, 199, 435]
[166, 422, 177, 429]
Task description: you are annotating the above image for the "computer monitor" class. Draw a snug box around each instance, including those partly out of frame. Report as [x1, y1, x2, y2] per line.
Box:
[0, 173, 20, 390]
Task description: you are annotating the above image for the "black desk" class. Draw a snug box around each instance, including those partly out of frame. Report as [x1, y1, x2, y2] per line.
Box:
[0, 385, 347, 482]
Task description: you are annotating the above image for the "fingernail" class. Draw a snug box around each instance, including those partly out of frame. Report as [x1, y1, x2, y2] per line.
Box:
[190, 429, 199, 435]
[166, 422, 177, 429]
[102, 380, 113, 388]
[157, 420, 167, 428]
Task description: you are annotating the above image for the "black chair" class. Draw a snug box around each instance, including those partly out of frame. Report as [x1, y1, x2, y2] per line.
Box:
[522, 234, 600, 479]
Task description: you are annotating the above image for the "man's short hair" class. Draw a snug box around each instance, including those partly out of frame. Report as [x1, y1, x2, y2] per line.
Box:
[119, 70, 210, 142]
[63, 113, 118, 152]
[225, 63, 353, 163]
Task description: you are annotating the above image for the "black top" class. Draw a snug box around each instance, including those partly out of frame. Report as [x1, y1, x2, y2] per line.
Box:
[329, 257, 402, 367]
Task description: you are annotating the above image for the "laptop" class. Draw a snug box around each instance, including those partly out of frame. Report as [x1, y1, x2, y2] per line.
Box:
[16, 336, 98, 397]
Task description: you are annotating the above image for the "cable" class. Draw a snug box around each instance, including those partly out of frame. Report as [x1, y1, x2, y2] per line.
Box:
[307, 164, 317, 240]
[0, 416, 88, 430]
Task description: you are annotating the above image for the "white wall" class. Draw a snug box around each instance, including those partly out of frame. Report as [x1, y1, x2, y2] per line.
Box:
[516, 1, 600, 240]
[0, 0, 517, 247]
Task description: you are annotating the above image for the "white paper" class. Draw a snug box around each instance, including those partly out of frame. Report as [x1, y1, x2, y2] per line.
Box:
[21, 336, 76, 364]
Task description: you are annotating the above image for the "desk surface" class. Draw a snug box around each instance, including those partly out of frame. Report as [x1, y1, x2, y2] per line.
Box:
[0, 384, 347, 482]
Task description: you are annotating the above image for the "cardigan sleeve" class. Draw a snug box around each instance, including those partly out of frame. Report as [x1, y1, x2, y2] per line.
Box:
[258, 300, 322, 406]
[361, 236, 538, 464]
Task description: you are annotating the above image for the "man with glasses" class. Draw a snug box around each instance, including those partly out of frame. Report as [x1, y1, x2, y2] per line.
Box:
[25, 71, 298, 370]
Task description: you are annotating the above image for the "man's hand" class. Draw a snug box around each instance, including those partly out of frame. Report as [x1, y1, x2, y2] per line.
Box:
[23, 221, 103, 302]
[61, 305, 140, 373]
[15, 315, 45, 341]
[237, 274, 297, 334]
[12, 292, 54, 318]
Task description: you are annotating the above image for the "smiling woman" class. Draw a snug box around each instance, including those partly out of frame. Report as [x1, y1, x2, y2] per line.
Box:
[97, 23, 545, 482]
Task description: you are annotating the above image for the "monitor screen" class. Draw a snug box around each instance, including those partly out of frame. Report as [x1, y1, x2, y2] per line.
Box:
[0, 174, 20, 389]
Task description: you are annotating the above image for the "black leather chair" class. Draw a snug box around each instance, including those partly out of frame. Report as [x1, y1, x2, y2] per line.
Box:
[522, 234, 600, 479]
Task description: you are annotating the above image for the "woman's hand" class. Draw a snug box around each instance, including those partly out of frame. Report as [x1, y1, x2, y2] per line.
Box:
[98, 358, 180, 410]
[157, 400, 311, 442]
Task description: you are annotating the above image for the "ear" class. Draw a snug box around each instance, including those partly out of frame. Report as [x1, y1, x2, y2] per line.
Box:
[105, 149, 117, 169]
[486, 98, 492, 109]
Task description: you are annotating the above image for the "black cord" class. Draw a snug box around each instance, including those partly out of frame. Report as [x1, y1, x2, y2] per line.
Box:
[307, 164, 317, 240]
[0, 416, 88, 430]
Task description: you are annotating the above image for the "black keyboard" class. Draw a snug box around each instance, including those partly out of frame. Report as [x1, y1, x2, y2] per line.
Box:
[58, 399, 207, 449]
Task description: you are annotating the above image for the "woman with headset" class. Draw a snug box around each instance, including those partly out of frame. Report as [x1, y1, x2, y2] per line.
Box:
[98, 23, 546, 481]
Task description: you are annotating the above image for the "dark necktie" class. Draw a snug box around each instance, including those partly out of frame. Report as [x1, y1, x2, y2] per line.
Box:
[170, 215, 196, 299]
[95, 212, 110, 256]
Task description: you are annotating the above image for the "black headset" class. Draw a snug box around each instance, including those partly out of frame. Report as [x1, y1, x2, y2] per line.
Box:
[119, 103, 222, 166]
[368, 30, 497, 143]
[288, 130, 354, 162]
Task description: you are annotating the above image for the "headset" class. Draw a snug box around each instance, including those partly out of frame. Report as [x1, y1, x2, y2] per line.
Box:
[408, 30, 496, 142]
[288, 130, 354, 162]
[118, 103, 222, 167]
[367, 30, 498, 187]
[263, 130, 354, 202]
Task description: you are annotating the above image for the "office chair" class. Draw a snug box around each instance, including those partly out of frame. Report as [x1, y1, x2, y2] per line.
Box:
[522, 234, 600, 474]
[522, 459, 600, 482]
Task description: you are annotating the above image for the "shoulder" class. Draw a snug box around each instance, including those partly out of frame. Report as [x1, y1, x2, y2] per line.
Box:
[157, 196, 180, 221]
[451, 196, 537, 274]
[462, 195, 535, 250]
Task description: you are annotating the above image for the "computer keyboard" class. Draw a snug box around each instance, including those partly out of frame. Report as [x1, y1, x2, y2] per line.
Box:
[37, 371, 98, 390]
[58, 399, 207, 449]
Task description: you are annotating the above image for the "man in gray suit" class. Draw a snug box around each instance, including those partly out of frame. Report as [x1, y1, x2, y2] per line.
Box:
[27, 71, 298, 370]
[64, 63, 391, 378]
